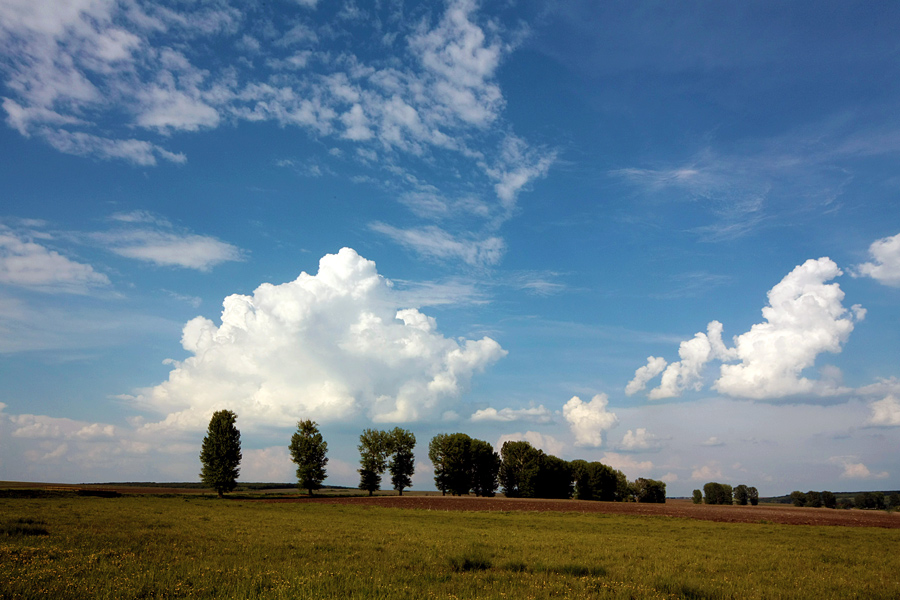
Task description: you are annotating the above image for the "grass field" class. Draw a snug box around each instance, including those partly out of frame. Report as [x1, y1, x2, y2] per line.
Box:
[1, 493, 898, 599]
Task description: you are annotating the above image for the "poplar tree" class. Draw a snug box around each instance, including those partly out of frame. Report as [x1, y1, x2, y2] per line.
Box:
[199, 410, 242, 498]
[289, 420, 328, 495]
[387, 427, 416, 496]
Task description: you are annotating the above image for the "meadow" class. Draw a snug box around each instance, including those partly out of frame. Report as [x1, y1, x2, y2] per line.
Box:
[1, 493, 898, 599]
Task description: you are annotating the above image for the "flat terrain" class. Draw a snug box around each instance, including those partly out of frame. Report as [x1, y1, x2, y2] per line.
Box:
[3, 492, 899, 598]
[262, 495, 900, 528]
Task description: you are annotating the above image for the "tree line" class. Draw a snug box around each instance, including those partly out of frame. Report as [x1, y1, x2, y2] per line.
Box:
[692, 482, 760, 506]
[788, 490, 900, 510]
[198, 410, 667, 502]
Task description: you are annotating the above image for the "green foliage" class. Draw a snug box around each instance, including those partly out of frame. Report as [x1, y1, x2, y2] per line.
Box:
[358, 429, 390, 495]
[198, 410, 242, 498]
[387, 428, 416, 496]
[288, 420, 328, 495]
[703, 482, 732, 505]
[469, 439, 501, 497]
[634, 478, 666, 504]
[748, 486, 759, 506]
[571, 460, 623, 502]
[790, 490, 806, 507]
[805, 491, 822, 508]
[692, 489, 703, 504]
[821, 491, 836, 509]
[429, 433, 499, 497]
[733, 484, 750, 506]
[3, 495, 900, 599]
[855, 491, 887, 510]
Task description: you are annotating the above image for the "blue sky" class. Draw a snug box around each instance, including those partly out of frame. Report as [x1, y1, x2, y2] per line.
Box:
[1, 0, 899, 496]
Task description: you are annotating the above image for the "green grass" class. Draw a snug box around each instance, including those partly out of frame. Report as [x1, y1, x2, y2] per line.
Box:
[1, 496, 898, 599]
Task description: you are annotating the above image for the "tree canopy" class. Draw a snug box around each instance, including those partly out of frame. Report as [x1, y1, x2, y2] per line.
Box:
[387, 427, 416, 496]
[289, 419, 328, 495]
[199, 410, 242, 498]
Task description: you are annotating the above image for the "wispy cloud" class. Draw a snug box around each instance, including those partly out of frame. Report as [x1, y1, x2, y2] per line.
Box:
[0, 0, 554, 267]
[370, 222, 504, 267]
[0, 227, 109, 294]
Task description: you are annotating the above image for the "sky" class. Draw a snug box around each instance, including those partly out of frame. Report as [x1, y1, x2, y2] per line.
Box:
[1, 0, 899, 497]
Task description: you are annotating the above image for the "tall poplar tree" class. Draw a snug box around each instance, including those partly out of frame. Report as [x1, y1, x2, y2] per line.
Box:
[289, 419, 328, 495]
[199, 410, 242, 498]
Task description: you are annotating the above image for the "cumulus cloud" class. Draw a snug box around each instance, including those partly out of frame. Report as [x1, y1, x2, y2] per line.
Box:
[829, 456, 889, 480]
[854, 232, 900, 287]
[633, 258, 864, 401]
[599, 452, 653, 476]
[866, 395, 900, 427]
[625, 356, 667, 396]
[470, 405, 552, 423]
[0, 228, 109, 293]
[130, 248, 506, 431]
[619, 428, 660, 451]
[563, 393, 618, 447]
[690, 462, 723, 481]
[495, 431, 564, 456]
[701, 436, 724, 447]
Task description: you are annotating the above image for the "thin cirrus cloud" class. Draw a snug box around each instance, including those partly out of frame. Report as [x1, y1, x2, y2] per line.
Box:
[129, 248, 507, 432]
[626, 257, 865, 401]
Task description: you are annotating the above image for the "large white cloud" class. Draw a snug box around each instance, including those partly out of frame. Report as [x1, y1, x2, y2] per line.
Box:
[132, 248, 506, 431]
[630, 258, 864, 400]
[854, 232, 900, 287]
[562, 393, 618, 447]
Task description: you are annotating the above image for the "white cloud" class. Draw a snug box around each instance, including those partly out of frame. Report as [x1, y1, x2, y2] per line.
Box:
[714, 258, 862, 399]
[470, 405, 552, 423]
[866, 395, 900, 427]
[690, 462, 723, 481]
[637, 258, 863, 401]
[854, 232, 900, 287]
[241, 446, 294, 482]
[96, 229, 243, 271]
[130, 248, 506, 431]
[599, 452, 653, 477]
[701, 436, 724, 447]
[0, 228, 109, 293]
[829, 456, 889, 480]
[562, 393, 618, 447]
[625, 356, 667, 396]
[40, 128, 187, 166]
[619, 427, 660, 451]
[370, 223, 505, 266]
[495, 431, 564, 456]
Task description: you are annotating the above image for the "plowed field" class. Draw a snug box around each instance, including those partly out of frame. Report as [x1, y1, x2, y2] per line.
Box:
[261, 495, 900, 528]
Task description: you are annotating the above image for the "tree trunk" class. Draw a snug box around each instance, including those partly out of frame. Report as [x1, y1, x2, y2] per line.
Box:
[217, 490, 223, 499]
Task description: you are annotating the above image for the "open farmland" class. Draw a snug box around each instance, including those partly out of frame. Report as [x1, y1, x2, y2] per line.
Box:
[2, 491, 899, 599]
